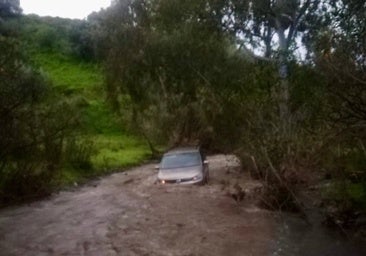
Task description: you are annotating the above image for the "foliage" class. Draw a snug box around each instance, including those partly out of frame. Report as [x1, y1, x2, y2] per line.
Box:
[314, 0, 366, 127]
[91, 134, 151, 171]
[32, 51, 103, 91]
[69, 20, 96, 61]
[95, 0, 325, 154]
[89, 0, 366, 213]
[10, 15, 97, 61]
[1, 0, 365, 214]
[0, 12, 146, 204]
[0, 0, 21, 19]
[94, 0, 244, 148]
[0, 31, 81, 203]
[64, 138, 95, 171]
[308, 0, 366, 215]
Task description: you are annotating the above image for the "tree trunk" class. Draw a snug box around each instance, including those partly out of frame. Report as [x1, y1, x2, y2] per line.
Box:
[276, 27, 290, 131]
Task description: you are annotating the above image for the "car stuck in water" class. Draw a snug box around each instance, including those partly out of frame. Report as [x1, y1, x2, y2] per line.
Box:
[156, 147, 209, 185]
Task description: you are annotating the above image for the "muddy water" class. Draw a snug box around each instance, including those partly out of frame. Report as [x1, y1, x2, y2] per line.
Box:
[273, 210, 366, 256]
[0, 155, 364, 256]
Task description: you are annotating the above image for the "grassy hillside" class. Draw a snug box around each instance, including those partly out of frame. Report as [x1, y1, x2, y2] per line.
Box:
[33, 51, 150, 183]
[15, 15, 152, 185]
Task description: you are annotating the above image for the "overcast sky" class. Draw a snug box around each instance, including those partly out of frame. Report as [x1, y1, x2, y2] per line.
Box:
[20, 0, 112, 19]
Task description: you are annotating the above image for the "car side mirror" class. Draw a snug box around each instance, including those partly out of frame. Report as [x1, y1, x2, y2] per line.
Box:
[154, 165, 160, 171]
[203, 160, 209, 165]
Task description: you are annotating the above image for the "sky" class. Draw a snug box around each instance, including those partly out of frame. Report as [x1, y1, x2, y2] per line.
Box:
[20, 0, 112, 19]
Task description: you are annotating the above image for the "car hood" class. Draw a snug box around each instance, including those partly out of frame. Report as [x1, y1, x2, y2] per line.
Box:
[158, 165, 202, 180]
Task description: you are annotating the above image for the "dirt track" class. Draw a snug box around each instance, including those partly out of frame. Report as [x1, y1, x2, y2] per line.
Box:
[0, 155, 278, 256]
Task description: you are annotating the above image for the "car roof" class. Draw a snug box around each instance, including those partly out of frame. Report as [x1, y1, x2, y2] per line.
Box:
[164, 147, 200, 155]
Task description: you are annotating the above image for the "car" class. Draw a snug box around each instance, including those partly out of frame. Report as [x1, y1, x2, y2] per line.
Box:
[156, 147, 209, 185]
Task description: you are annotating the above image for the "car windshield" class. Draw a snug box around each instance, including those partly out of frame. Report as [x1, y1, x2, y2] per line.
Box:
[161, 152, 201, 169]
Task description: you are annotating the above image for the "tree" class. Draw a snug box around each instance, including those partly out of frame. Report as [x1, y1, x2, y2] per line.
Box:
[69, 20, 96, 61]
[92, 0, 326, 147]
[224, 0, 322, 128]
[315, 0, 366, 126]
[0, 11, 83, 202]
[94, 0, 243, 147]
[0, 0, 21, 19]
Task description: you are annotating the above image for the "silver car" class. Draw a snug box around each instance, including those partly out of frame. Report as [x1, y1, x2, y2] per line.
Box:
[156, 147, 209, 185]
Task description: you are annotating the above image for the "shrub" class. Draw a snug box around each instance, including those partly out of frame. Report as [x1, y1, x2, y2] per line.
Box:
[64, 138, 95, 171]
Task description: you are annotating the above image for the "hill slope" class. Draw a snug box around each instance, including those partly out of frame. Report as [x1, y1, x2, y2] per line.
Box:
[19, 15, 151, 184]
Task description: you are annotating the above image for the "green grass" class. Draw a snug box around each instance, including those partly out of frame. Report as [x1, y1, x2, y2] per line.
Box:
[59, 135, 151, 185]
[323, 181, 366, 210]
[33, 51, 103, 91]
[32, 50, 151, 185]
[33, 52, 110, 132]
[91, 134, 151, 170]
[83, 100, 122, 134]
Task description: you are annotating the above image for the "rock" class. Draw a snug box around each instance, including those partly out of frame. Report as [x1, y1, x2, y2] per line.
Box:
[229, 183, 245, 203]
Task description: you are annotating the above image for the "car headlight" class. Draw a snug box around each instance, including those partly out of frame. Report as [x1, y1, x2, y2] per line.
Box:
[192, 175, 200, 181]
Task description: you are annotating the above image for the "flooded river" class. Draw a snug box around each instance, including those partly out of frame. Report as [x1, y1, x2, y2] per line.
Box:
[0, 155, 364, 255]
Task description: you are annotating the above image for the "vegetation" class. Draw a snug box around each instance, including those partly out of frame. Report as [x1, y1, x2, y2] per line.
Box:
[0, 0, 150, 205]
[0, 0, 365, 231]
[91, 0, 366, 218]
